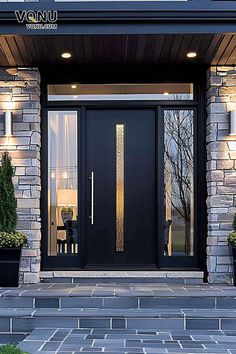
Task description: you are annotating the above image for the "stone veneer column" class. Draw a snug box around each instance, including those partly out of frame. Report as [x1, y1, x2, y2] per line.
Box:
[207, 66, 236, 283]
[0, 67, 41, 284]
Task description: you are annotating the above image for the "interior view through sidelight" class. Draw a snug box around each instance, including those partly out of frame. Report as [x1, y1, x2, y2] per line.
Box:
[48, 111, 78, 256]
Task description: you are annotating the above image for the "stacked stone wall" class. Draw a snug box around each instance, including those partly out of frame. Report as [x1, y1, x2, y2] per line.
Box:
[207, 66, 236, 283]
[0, 67, 41, 284]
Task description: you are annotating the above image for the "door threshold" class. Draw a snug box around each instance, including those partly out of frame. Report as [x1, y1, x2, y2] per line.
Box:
[41, 270, 204, 283]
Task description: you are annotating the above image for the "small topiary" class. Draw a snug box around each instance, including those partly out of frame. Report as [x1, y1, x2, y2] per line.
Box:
[0, 152, 27, 248]
[0, 151, 17, 232]
[227, 213, 236, 247]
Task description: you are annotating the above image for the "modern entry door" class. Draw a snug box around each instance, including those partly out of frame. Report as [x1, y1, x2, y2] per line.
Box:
[86, 109, 156, 267]
[43, 105, 204, 271]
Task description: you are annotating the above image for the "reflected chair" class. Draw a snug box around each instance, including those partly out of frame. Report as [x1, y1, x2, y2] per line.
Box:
[65, 220, 78, 254]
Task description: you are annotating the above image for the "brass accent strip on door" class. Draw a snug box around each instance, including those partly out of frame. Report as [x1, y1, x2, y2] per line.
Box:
[116, 124, 124, 252]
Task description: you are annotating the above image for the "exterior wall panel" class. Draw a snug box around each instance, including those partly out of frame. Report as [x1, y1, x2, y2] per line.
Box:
[0, 67, 41, 284]
[207, 66, 236, 284]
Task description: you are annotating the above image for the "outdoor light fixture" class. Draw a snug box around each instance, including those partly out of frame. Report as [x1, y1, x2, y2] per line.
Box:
[164, 92, 169, 96]
[187, 52, 197, 58]
[61, 52, 71, 59]
[71, 84, 77, 89]
[4, 110, 12, 136]
[230, 110, 236, 135]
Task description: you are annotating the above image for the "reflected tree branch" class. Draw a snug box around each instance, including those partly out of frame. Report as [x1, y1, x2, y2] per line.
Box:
[164, 109, 193, 253]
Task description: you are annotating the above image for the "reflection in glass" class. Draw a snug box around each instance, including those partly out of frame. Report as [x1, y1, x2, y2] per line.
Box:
[164, 110, 194, 256]
[48, 111, 78, 256]
[48, 83, 193, 101]
[116, 124, 125, 252]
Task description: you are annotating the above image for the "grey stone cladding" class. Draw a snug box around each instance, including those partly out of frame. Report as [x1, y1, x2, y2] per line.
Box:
[207, 66, 236, 284]
[0, 67, 41, 284]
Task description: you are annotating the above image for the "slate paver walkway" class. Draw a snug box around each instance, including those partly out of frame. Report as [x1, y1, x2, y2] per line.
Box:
[0, 282, 236, 298]
[18, 328, 236, 353]
[0, 282, 234, 353]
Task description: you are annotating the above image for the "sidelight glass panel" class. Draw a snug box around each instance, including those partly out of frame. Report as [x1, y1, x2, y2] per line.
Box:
[164, 110, 194, 256]
[116, 124, 125, 252]
[48, 111, 78, 256]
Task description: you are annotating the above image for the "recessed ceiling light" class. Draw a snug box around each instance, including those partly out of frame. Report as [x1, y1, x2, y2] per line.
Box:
[164, 92, 169, 96]
[187, 52, 197, 58]
[71, 85, 77, 89]
[61, 52, 71, 59]
[216, 70, 227, 77]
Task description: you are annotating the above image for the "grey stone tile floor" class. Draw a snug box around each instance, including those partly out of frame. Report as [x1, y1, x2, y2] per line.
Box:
[0, 282, 235, 353]
[0, 283, 235, 297]
[17, 328, 236, 354]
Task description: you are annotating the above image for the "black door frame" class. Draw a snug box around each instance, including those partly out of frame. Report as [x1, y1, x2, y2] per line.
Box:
[41, 68, 207, 272]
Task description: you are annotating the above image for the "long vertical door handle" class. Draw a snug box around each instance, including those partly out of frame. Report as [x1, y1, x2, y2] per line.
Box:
[90, 171, 94, 225]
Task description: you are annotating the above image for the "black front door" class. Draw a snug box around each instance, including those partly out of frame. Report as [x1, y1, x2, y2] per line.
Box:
[86, 108, 156, 267]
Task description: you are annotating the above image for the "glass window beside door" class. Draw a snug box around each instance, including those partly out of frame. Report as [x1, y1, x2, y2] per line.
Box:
[164, 110, 194, 257]
[48, 111, 78, 256]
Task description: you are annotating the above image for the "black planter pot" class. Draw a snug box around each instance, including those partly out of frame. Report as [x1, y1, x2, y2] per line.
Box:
[0, 248, 21, 287]
[231, 246, 236, 286]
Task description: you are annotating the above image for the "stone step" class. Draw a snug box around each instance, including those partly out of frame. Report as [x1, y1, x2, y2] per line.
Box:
[40, 271, 205, 284]
[0, 294, 236, 309]
[17, 328, 236, 354]
[1, 308, 236, 332]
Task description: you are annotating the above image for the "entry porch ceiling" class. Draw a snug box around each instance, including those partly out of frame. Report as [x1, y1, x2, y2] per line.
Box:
[1, 34, 236, 67]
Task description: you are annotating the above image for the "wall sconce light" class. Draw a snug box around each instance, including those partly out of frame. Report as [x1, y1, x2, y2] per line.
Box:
[230, 110, 236, 135]
[4, 110, 12, 136]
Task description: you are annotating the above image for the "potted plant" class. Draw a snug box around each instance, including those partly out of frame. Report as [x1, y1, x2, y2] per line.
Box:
[61, 206, 73, 224]
[227, 213, 236, 286]
[0, 152, 27, 287]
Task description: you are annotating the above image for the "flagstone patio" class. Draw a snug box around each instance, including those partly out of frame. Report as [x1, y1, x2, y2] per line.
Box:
[17, 328, 236, 354]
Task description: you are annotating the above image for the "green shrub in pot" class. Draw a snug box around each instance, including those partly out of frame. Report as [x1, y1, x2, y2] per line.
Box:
[0, 231, 27, 248]
[227, 213, 236, 285]
[0, 152, 27, 286]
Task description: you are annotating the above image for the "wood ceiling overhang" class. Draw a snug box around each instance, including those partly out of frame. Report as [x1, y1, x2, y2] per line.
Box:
[1, 34, 236, 67]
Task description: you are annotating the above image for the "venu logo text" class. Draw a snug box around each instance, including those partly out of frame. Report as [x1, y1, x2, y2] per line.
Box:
[15, 10, 57, 24]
